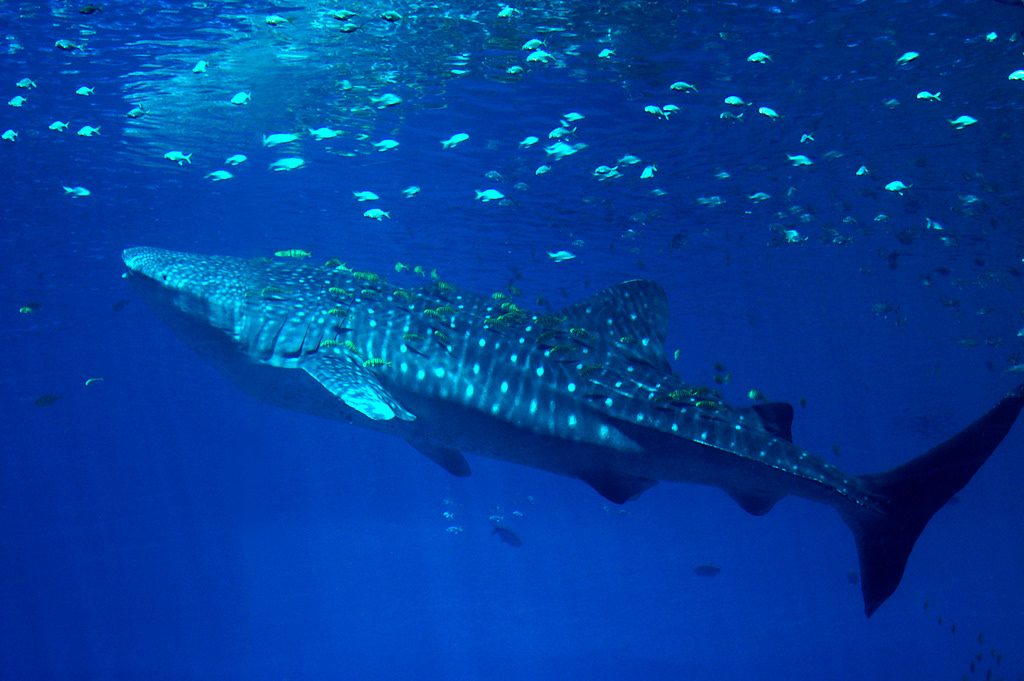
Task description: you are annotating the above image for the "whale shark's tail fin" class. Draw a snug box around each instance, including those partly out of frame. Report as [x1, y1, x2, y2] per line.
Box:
[841, 383, 1024, 616]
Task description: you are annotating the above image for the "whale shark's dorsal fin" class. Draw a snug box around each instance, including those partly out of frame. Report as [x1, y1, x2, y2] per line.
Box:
[302, 354, 415, 421]
[559, 280, 671, 372]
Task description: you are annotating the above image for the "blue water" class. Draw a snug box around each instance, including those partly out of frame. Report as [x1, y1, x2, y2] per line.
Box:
[3, 1, 1024, 679]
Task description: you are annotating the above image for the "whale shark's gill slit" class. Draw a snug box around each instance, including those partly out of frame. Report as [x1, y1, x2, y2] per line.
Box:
[296, 318, 320, 359]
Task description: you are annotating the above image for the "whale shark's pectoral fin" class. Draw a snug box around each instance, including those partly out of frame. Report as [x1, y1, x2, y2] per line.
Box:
[577, 469, 658, 504]
[303, 355, 415, 422]
[405, 437, 471, 477]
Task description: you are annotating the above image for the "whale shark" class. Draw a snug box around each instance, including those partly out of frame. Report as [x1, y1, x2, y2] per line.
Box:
[122, 246, 1024, 616]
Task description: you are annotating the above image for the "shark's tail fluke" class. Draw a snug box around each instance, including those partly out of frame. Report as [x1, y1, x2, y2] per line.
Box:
[841, 382, 1024, 617]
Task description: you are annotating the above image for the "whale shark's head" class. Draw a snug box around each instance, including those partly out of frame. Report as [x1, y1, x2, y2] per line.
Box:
[122, 247, 257, 333]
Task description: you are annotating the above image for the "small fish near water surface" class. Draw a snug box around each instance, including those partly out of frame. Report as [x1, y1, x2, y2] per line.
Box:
[121, 247, 1024, 617]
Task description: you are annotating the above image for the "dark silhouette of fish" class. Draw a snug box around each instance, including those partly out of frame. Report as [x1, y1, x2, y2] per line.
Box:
[693, 563, 721, 577]
[34, 394, 61, 407]
[491, 523, 522, 547]
[121, 247, 1024, 616]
